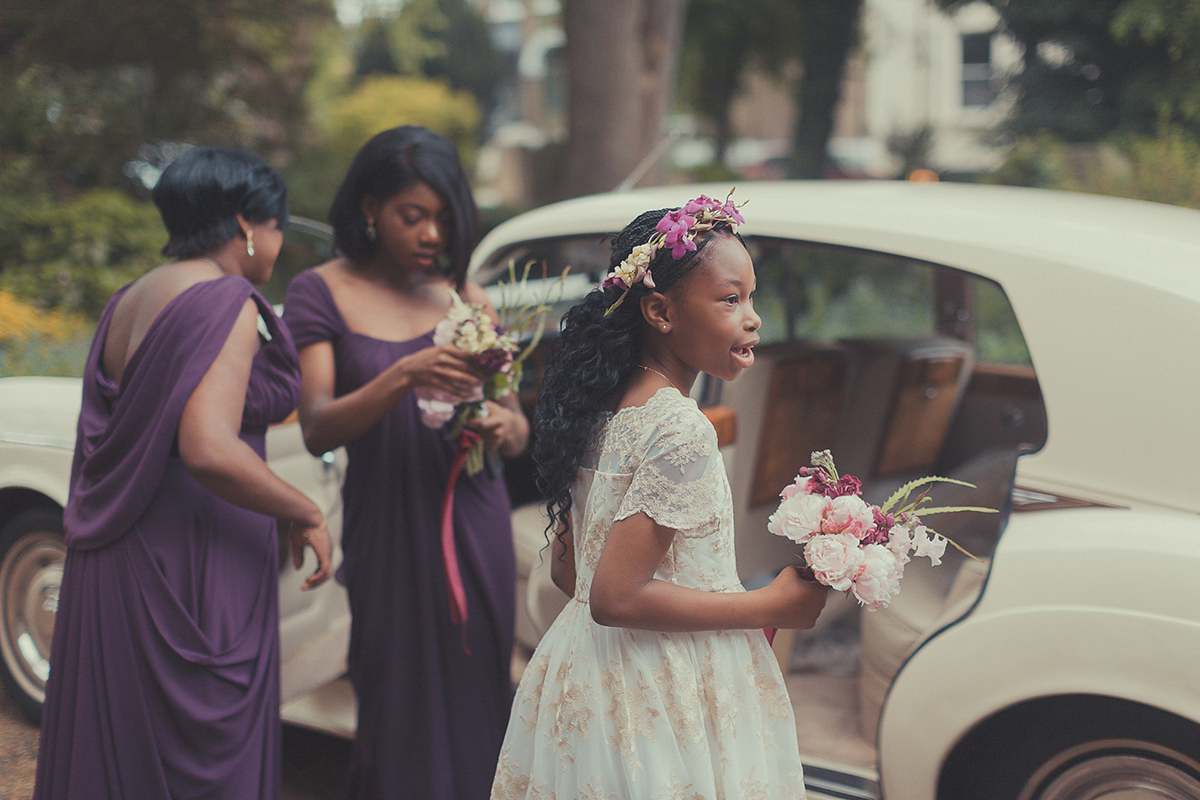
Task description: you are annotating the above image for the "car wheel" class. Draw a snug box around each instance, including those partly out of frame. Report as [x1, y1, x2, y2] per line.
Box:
[0, 507, 64, 721]
[939, 696, 1200, 800]
[1018, 741, 1200, 800]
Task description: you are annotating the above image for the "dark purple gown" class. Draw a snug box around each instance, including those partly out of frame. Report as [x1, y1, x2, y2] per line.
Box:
[284, 269, 515, 800]
[34, 276, 300, 800]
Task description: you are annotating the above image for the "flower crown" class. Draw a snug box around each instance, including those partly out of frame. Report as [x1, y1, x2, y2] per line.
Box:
[601, 189, 746, 315]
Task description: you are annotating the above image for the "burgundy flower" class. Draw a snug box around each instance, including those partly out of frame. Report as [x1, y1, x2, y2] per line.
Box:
[860, 526, 891, 546]
[474, 347, 515, 374]
[835, 475, 863, 497]
[873, 508, 896, 530]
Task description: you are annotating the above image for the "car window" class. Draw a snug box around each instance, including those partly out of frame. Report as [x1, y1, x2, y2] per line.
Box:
[474, 234, 1033, 369]
[750, 238, 1032, 368]
[750, 239, 936, 345]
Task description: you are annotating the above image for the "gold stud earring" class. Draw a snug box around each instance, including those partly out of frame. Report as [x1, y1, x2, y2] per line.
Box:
[246, 229, 255, 257]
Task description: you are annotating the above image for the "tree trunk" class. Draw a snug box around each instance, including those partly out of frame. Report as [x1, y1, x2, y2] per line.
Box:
[561, 0, 685, 199]
[788, 0, 864, 179]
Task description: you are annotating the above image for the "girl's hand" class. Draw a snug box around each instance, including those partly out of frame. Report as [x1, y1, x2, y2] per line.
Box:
[762, 566, 830, 630]
[288, 517, 333, 590]
[466, 400, 526, 455]
[398, 344, 483, 398]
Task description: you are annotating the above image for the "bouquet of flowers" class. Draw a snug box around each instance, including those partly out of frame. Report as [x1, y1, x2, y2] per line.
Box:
[420, 262, 567, 639]
[767, 450, 994, 611]
[415, 260, 565, 475]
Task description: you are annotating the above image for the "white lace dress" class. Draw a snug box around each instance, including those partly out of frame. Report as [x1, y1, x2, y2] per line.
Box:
[492, 388, 806, 800]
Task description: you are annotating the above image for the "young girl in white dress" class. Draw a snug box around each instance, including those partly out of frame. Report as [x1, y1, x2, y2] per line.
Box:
[491, 196, 830, 800]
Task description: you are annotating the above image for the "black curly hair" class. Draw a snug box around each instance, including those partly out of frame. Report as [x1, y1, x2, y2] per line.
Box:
[533, 206, 745, 548]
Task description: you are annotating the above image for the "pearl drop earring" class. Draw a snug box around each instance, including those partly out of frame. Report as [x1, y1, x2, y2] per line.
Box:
[246, 229, 255, 257]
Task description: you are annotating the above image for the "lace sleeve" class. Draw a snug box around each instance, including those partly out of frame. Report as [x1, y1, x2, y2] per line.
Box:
[614, 403, 725, 533]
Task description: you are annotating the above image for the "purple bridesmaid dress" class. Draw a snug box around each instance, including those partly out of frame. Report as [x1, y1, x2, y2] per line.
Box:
[34, 275, 301, 799]
[284, 269, 515, 800]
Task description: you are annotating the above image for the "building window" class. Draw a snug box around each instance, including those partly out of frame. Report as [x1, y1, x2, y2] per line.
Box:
[961, 33, 992, 107]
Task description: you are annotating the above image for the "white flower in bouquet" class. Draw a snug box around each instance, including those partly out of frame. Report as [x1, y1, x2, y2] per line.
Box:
[767, 491, 830, 545]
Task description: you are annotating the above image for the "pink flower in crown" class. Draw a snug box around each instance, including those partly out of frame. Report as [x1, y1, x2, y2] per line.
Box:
[721, 199, 745, 225]
[684, 194, 723, 215]
[656, 209, 698, 259]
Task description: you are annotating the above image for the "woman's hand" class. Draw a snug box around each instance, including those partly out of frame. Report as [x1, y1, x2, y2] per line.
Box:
[398, 344, 484, 398]
[760, 567, 830, 630]
[465, 400, 527, 455]
[288, 517, 333, 590]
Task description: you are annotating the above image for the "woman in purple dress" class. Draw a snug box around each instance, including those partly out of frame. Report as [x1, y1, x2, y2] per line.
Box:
[33, 147, 333, 800]
[284, 126, 524, 800]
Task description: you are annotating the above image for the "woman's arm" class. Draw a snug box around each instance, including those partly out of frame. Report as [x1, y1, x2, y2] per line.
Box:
[590, 511, 828, 632]
[294, 336, 482, 456]
[550, 522, 576, 598]
[178, 299, 332, 589]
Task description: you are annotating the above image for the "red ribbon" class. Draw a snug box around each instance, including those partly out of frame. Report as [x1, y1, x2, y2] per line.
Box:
[440, 429, 480, 652]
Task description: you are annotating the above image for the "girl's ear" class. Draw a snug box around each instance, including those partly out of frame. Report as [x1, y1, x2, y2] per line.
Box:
[640, 292, 670, 332]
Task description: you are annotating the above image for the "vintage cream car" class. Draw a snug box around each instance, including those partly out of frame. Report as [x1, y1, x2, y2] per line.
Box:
[2, 182, 1198, 799]
[472, 181, 1200, 800]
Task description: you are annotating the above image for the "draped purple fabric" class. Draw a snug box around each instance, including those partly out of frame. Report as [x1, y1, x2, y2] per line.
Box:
[284, 269, 515, 800]
[34, 276, 300, 800]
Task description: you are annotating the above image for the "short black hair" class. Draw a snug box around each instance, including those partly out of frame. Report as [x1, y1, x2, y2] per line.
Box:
[328, 126, 478, 288]
[152, 146, 289, 259]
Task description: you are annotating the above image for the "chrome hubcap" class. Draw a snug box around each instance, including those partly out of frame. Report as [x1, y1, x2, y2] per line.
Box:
[1023, 741, 1200, 800]
[0, 530, 64, 704]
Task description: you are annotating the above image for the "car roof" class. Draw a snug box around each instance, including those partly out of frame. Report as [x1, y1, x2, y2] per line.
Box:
[472, 181, 1200, 513]
[473, 181, 1199, 304]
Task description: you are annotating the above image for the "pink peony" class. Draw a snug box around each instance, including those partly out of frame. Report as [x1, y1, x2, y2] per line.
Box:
[822, 494, 875, 539]
[767, 491, 830, 545]
[415, 384, 484, 429]
[804, 532, 866, 592]
[851, 544, 904, 610]
[779, 474, 813, 500]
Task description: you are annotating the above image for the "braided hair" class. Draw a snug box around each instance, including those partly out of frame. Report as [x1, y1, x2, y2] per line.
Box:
[533, 206, 743, 547]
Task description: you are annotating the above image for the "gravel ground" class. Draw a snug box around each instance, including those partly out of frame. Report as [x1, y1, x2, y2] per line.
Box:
[0, 690, 350, 800]
[0, 691, 37, 800]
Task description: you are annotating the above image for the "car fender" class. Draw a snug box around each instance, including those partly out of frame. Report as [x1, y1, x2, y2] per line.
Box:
[877, 505, 1200, 799]
[0, 442, 73, 509]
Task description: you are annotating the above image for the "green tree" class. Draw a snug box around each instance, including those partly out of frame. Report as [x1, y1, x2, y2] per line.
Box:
[0, 159, 164, 317]
[328, 75, 483, 167]
[0, 0, 337, 189]
[786, 0, 865, 178]
[679, 0, 864, 179]
[935, 0, 1200, 140]
[679, 0, 802, 166]
[351, 0, 499, 124]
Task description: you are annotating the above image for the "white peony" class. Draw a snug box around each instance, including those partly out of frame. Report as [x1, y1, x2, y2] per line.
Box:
[851, 544, 904, 610]
[767, 491, 831, 545]
[804, 532, 865, 591]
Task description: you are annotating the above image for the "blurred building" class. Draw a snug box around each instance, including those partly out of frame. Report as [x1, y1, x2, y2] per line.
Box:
[469, 0, 1020, 204]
